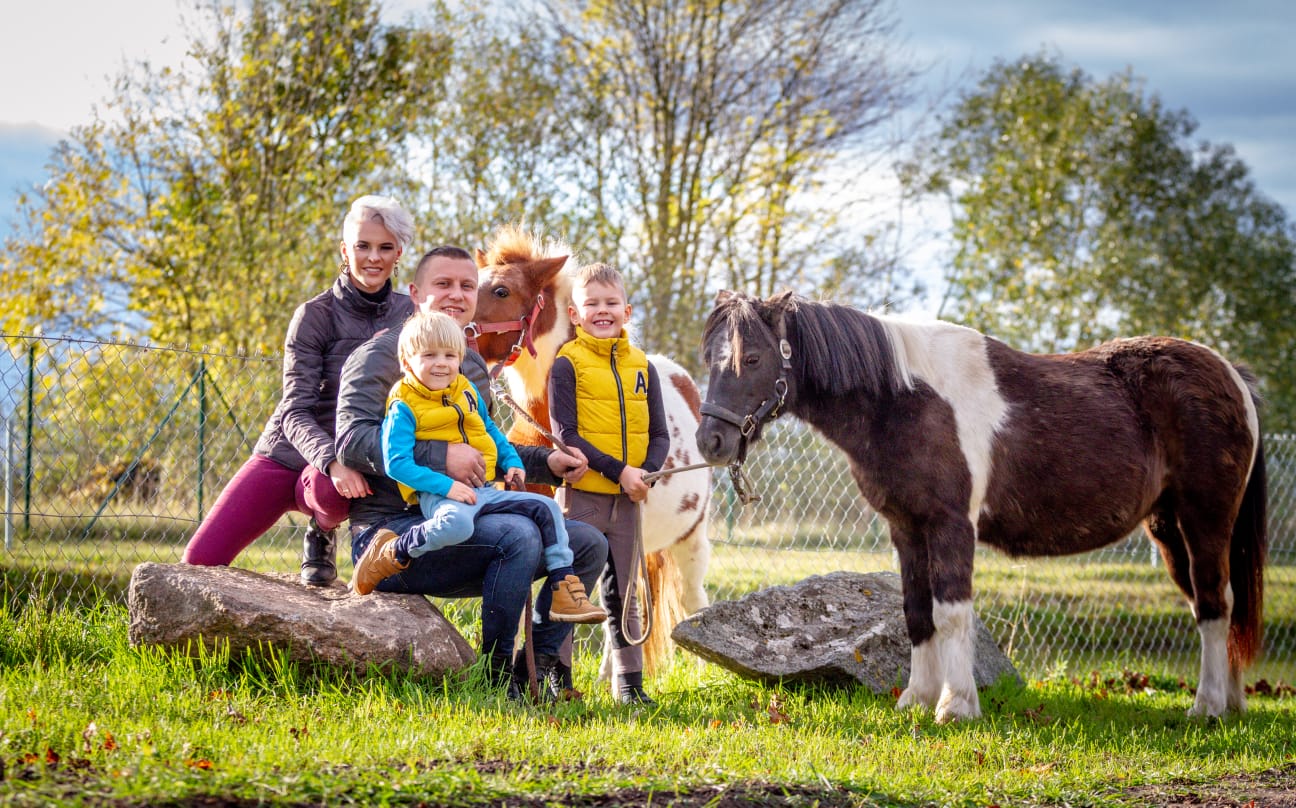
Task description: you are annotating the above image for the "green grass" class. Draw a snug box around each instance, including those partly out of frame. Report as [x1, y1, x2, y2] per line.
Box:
[6, 526, 1296, 682]
[1, 600, 1294, 807]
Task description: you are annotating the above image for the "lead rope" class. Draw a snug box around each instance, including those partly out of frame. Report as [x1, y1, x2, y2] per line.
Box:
[620, 499, 654, 647]
[491, 386, 763, 659]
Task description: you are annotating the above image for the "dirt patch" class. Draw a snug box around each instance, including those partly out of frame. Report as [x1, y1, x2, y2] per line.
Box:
[1118, 763, 1296, 808]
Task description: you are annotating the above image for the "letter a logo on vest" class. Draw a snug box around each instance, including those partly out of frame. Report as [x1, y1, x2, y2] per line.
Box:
[635, 371, 648, 396]
[464, 390, 479, 414]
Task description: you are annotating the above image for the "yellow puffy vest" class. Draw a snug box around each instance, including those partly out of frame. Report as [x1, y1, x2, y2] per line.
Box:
[557, 327, 650, 494]
[387, 373, 497, 503]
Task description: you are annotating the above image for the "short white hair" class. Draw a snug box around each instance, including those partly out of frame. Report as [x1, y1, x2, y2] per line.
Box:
[342, 195, 415, 250]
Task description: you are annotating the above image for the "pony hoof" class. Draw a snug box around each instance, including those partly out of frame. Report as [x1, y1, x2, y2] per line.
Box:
[935, 691, 981, 724]
[1186, 700, 1228, 719]
[895, 688, 934, 711]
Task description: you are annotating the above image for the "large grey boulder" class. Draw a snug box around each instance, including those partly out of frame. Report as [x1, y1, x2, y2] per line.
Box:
[128, 562, 476, 677]
[672, 570, 1021, 693]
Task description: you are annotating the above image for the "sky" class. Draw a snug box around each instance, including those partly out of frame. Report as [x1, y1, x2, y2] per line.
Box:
[1, 0, 1293, 282]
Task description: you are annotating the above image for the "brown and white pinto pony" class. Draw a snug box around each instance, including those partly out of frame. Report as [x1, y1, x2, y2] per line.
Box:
[470, 227, 712, 675]
[696, 290, 1267, 722]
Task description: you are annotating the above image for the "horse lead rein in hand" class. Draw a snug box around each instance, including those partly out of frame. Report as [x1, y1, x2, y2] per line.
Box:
[490, 372, 757, 494]
[488, 375, 757, 650]
[492, 381, 760, 503]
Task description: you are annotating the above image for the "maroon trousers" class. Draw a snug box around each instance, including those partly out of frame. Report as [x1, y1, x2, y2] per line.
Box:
[182, 454, 349, 566]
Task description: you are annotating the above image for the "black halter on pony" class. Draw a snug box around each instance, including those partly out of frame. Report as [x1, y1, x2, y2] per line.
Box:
[698, 312, 793, 505]
[698, 318, 792, 461]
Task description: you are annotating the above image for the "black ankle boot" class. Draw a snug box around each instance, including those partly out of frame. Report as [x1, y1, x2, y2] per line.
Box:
[528, 651, 580, 700]
[486, 652, 523, 702]
[615, 671, 656, 706]
[300, 519, 337, 586]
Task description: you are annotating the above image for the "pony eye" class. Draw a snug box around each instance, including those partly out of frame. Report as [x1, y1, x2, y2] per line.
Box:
[492, 286, 509, 299]
[743, 353, 761, 366]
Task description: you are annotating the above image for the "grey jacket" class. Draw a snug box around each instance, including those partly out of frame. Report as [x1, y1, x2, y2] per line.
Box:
[254, 276, 414, 473]
[335, 328, 561, 529]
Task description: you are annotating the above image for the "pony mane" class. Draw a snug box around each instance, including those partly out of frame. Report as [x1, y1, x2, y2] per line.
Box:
[705, 292, 907, 400]
[479, 223, 571, 267]
[783, 296, 909, 399]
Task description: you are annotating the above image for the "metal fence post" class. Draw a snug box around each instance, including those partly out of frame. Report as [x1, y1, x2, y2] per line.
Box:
[3, 410, 12, 551]
[198, 358, 207, 519]
[23, 342, 34, 535]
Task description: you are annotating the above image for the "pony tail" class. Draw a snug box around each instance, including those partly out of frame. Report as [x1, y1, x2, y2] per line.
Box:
[1229, 432, 1267, 668]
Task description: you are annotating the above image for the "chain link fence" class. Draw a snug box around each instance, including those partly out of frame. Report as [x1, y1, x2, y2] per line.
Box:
[3, 334, 1293, 680]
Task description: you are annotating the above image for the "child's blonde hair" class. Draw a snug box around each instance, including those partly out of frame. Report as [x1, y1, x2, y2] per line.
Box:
[398, 310, 466, 364]
[573, 262, 626, 296]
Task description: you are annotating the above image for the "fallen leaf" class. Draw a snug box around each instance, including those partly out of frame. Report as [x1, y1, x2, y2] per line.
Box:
[767, 694, 790, 724]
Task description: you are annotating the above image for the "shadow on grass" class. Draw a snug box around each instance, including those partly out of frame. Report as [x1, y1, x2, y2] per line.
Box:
[1, 562, 132, 609]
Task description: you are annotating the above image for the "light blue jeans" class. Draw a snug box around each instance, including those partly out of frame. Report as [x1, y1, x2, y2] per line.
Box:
[398, 486, 574, 573]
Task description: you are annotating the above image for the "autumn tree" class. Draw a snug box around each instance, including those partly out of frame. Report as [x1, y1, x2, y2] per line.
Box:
[1, 0, 448, 354]
[534, 0, 916, 366]
[915, 53, 1296, 429]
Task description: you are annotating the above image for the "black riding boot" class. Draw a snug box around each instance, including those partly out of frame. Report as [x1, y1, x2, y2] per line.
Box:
[486, 652, 523, 702]
[515, 649, 580, 703]
[615, 671, 656, 706]
[300, 519, 337, 586]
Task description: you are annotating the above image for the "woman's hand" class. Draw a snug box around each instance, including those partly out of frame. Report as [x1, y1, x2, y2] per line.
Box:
[329, 460, 370, 499]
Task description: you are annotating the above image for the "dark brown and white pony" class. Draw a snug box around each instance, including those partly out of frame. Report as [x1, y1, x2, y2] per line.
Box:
[470, 226, 712, 675]
[696, 290, 1267, 722]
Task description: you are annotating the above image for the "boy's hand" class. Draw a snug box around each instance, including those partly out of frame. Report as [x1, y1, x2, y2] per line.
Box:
[619, 465, 651, 503]
[504, 468, 526, 491]
[447, 481, 477, 505]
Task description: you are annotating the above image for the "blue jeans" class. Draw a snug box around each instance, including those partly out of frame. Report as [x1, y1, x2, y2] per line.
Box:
[351, 511, 607, 661]
[408, 487, 575, 572]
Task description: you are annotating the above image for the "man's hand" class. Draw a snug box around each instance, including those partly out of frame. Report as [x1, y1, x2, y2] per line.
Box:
[446, 443, 487, 487]
[547, 445, 589, 484]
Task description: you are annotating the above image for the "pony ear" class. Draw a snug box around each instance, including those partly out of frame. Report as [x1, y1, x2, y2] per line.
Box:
[762, 289, 798, 325]
[714, 289, 736, 306]
[534, 255, 568, 284]
[474, 248, 488, 267]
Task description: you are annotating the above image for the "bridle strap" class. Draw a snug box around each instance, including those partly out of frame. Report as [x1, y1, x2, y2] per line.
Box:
[467, 292, 546, 381]
[700, 319, 792, 439]
[701, 314, 793, 502]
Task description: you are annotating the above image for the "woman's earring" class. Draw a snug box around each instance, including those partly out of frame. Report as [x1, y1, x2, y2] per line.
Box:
[340, 258, 350, 273]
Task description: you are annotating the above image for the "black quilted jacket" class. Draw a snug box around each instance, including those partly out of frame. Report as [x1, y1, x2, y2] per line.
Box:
[253, 275, 414, 474]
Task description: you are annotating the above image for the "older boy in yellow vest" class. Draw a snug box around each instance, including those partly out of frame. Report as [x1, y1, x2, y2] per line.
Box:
[548, 263, 669, 704]
[353, 311, 607, 625]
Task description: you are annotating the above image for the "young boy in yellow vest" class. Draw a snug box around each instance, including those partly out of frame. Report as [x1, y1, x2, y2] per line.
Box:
[547, 263, 669, 704]
[352, 311, 607, 625]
